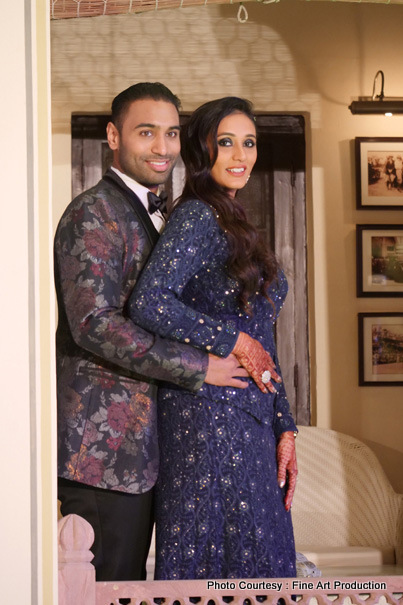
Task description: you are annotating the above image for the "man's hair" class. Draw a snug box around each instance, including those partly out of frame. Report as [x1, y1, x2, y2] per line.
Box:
[111, 82, 181, 130]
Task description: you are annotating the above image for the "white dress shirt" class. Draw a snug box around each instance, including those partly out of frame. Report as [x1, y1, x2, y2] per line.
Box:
[110, 166, 165, 233]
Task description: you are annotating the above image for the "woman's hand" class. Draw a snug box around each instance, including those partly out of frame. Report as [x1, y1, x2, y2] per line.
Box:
[277, 431, 298, 511]
[232, 331, 281, 393]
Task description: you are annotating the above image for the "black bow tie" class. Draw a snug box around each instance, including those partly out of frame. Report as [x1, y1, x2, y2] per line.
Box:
[147, 191, 168, 215]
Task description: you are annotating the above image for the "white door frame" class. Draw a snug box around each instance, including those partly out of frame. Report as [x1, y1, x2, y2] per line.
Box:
[0, 1, 56, 602]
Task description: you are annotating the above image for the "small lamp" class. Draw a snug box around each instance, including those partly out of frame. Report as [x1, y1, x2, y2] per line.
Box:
[349, 70, 403, 116]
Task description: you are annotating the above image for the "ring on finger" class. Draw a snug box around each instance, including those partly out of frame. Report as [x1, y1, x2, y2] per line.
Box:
[261, 370, 271, 384]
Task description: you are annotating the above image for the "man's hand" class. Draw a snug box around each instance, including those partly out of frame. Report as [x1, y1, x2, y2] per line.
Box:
[204, 353, 249, 388]
[277, 431, 298, 512]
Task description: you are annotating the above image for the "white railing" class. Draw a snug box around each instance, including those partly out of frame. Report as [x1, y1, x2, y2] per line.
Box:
[58, 514, 403, 605]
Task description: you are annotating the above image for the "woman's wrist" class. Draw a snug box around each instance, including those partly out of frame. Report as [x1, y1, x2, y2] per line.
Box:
[231, 331, 245, 356]
[280, 430, 298, 439]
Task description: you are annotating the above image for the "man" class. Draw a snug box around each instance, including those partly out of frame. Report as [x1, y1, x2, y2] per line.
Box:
[55, 82, 248, 584]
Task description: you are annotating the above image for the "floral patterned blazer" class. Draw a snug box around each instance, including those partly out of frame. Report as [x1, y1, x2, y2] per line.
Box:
[54, 169, 208, 494]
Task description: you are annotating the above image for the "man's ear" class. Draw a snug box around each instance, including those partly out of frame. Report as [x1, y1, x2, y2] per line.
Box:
[107, 121, 119, 150]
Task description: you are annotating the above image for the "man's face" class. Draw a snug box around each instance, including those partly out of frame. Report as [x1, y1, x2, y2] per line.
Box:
[107, 98, 181, 192]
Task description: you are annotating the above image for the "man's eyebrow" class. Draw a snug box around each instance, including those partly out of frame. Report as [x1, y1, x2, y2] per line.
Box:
[134, 123, 181, 130]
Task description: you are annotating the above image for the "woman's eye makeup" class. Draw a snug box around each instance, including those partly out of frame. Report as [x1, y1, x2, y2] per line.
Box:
[218, 137, 232, 147]
[217, 137, 256, 148]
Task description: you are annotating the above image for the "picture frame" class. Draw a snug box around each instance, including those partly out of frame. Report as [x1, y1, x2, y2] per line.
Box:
[356, 224, 403, 297]
[358, 313, 403, 386]
[355, 137, 403, 209]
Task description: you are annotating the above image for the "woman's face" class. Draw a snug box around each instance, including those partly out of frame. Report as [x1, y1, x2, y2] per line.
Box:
[209, 111, 257, 198]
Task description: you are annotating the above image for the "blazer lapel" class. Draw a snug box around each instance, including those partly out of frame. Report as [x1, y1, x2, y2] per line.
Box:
[102, 168, 160, 246]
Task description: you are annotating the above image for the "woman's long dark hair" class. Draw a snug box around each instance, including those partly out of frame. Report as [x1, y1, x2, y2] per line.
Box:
[176, 96, 278, 313]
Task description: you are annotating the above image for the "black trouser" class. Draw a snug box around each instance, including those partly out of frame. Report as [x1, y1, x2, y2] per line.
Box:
[58, 477, 154, 581]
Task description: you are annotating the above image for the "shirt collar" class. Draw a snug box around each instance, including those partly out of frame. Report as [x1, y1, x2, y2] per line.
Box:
[110, 166, 151, 210]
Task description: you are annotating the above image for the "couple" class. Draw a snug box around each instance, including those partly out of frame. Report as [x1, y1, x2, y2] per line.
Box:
[55, 82, 298, 584]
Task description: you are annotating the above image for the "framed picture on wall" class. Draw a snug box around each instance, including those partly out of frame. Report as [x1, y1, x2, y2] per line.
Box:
[356, 224, 403, 297]
[355, 137, 403, 209]
[358, 313, 403, 386]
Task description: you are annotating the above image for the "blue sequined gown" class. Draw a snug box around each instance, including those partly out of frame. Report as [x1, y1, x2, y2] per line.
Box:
[130, 199, 297, 580]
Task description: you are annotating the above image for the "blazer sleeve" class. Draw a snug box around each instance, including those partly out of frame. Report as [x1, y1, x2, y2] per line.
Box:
[129, 199, 239, 357]
[54, 191, 208, 391]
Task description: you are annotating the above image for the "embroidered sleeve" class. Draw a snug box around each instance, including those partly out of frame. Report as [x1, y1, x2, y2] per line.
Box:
[129, 199, 238, 357]
[267, 272, 296, 436]
[272, 354, 298, 438]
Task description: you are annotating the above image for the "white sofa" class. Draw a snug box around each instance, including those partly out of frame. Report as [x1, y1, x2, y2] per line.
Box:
[292, 426, 403, 576]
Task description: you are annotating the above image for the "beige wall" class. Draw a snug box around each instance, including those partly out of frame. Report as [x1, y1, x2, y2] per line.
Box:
[51, 1, 403, 492]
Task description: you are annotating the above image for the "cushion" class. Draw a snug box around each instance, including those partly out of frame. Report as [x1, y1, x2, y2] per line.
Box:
[297, 545, 395, 568]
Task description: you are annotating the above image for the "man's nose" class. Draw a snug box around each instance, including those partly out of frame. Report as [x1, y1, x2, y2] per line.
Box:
[151, 133, 167, 156]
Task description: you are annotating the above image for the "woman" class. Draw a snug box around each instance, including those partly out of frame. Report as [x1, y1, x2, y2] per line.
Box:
[129, 97, 298, 580]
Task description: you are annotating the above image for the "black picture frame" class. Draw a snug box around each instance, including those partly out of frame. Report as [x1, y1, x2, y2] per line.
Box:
[356, 224, 403, 297]
[358, 312, 403, 386]
[355, 137, 403, 209]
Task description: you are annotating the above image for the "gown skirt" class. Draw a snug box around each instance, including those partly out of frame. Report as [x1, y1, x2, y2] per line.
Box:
[154, 391, 296, 580]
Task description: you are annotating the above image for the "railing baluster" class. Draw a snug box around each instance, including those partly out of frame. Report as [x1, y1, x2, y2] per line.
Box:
[58, 513, 96, 605]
